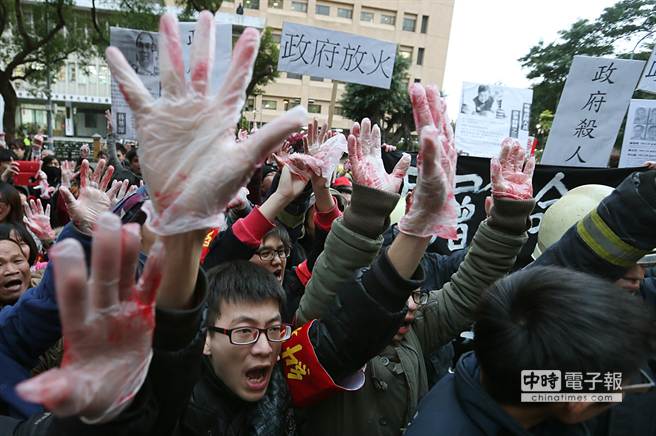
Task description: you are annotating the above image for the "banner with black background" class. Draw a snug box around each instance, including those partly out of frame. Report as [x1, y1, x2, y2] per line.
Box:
[382, 153, 644, 267]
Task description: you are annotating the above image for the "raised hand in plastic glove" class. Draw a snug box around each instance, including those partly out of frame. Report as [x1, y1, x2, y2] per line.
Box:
[277, 119, 347, 182]
[106, 12, 306, 235]
[60, 159, 120, 235]
[61, 160, 78, 189]
[490, 138, 535, 200]
[16, 212, 164, 424]
[107, 179, 137, 209]
[24, 198, 55, 242]
[404, 83, 458, 239]
[347, 117, 411, 193]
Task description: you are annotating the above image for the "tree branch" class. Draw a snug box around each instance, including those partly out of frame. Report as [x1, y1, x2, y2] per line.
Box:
[14, 0, 35, 49]
[6, 0, 66, 75]
[91, 0, 109, 45]
[0, 1, 8, 38]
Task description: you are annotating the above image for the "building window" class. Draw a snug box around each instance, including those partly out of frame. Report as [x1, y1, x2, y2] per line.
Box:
[57, 66, 66, 82]
[286, 72, 302, 79]
[268, 0, 282, 9]
[271, 32, 281, 44]
[333, 106, 343, 116]
[417, 47, 425, 66]
[360, 11, 374, 22]
[284, 98, 301, 111]
[245, 97, 255, 111]
[421, 15, 429, 33]
[310, 76, 324, 82]
[316, 4, 330, 16]
[99, 65, 109, 85]
[262, 99, 278, 110]
[84, 111, 98, 128]
[399, 46, 413, 62]
[403, 14, 417, 32]
[380, 13, 396, 26]
[244, 0, 260, 9]
[291, 1, 307, 12]
[308, 103, 322, 114]
[337, 7, 352, 19]
[67, 63, 76, 82]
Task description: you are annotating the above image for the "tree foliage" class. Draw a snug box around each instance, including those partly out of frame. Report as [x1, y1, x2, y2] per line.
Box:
[519, 0, 656, 136]
[339, 53, 415, 148]
[0, 0, 278, 139]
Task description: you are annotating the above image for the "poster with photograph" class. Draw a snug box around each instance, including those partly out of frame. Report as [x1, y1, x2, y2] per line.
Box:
[110, 23, 232, 140]
[454, 82, 533, 158]
[618, 99, 656, 167]
[110, 27, 161, 140]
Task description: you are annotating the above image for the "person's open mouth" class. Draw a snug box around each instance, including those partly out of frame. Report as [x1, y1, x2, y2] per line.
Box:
[244, 364, 272, 392]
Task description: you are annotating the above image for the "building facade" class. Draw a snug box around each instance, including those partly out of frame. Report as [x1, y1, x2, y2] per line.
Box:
[14, 0, 454, 142]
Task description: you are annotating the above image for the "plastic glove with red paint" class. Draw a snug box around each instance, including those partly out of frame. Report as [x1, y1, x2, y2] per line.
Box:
[347, 118, 410, 193]
[399, 84, 458, 239]
[277, 120, 347, 182]
[60, 159, 119, 235]
[105, 12, 306, 235]
[16, 213, 164, 424]
[490, 138, 535, 200]
[24, 198, 55, 242]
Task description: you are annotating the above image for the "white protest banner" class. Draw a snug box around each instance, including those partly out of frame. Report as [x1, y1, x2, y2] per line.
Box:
[110, 22, 232, 139]
[0, 95, 4, 133]
[278, 22, 396, 89]
[454, 82, 533, 158]
[541, 56, 644, 167]
[637, 47, 656, 94]
[618, 99, 656, 167]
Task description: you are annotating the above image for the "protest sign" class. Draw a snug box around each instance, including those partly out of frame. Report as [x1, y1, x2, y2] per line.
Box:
[619, 99, 656, 167]
[398, 154, 642, 267]
[454, 82, 533, 158]
[110, 22, 232, 139]
[541, 55, 644, 167]
[277, 22, 397, 89]
[0, 95, 4, 132]
[637, 46, 656, 94]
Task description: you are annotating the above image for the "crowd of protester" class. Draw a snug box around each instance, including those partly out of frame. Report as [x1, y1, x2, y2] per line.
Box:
[0, 11, 654, 436]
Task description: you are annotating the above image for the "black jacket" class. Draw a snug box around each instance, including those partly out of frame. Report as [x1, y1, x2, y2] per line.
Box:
[4, 271, 208, 436]
[406, 351, 591, 436]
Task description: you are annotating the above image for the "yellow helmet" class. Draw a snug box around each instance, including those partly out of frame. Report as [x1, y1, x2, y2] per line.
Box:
[532, 184, 613, 259]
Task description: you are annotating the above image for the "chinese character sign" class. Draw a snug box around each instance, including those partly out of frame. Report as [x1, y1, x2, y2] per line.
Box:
[454, 82, 533, 158]
[618, 99, 656, 167]
[637, 46, 656, 94]
[541, 56, 644, 167]
[110, 23, 232, 140]
[277, 22, 397, 89]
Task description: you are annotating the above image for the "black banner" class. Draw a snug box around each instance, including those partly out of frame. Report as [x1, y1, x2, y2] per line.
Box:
[403, 155, 643, 266]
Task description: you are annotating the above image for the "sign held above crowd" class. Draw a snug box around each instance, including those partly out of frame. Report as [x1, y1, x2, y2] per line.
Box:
[109, 21, 232, 140]
[277, 22, 397, 89]
[541, 55, 644, 168]
[454, 82, 533, 158]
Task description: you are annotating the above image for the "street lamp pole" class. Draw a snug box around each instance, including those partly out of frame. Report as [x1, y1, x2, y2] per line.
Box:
[630, 30, 656, 60]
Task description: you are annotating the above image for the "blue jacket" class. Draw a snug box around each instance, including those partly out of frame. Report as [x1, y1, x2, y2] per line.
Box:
[0, 224, 91, 418]
[406, 352, 590, 436]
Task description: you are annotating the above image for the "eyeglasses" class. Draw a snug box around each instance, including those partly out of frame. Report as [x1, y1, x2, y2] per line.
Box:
[208, 324, 293, 345]
[621, 369, 656, 395]
[256, 248, 290, 262]
[411, 290, 428, 305]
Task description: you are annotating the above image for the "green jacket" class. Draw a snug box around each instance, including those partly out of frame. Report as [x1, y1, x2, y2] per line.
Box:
[296, 186, 533, 436]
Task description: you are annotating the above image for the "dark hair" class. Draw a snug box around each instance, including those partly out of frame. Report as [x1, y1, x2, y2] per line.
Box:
[42, 155, 57, 167]
[0, 223, 37, 265]
[478, 84, 490, 93]
[126, 149, 138, 163]
[0, 148, 12, 163]
[116, 144, 127, 155]
[474, 266, 655, 405]
[263, 225, 291, 252]
[0, 182, 24, 224]
[206, 260, 286, 327]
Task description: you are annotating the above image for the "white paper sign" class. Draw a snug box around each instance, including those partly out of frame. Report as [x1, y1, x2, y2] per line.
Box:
[110, 22, 232, 140]
[277, 22, 397, 89]
[541, 56, 644, 167]
[454, 82, 533, 158]
[637, 47, 656, 94]
[618, 99, 656, 167]
[0, 95, 4, 133]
